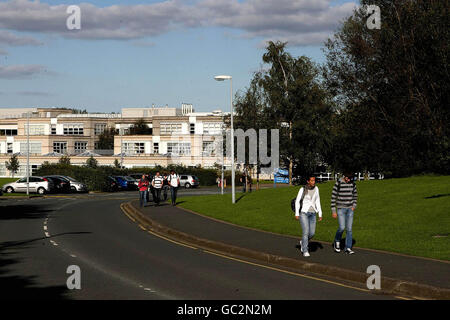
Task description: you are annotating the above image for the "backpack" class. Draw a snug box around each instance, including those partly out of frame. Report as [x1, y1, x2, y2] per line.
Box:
[291, 186, 307, 213]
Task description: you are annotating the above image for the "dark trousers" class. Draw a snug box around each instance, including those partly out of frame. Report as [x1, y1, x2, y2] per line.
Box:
[170, 187, 178, 205]
[154, 188, 161, 205]
[163, 186, 169, 201]
[139, 190, 148, 207]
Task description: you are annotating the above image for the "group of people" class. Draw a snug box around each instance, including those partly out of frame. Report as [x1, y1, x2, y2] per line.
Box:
[295, 172, 358, 258]
[137, 170, 180, 208]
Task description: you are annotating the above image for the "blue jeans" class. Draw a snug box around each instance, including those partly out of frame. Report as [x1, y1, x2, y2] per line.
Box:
[334, 208, 354, 249]
[170, 186, 178, 205]
[139, 190, 148, 207]
[299, 212, 316, 253]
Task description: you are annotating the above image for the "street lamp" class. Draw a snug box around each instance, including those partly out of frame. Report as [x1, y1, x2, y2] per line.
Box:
[214, 75, 235, 204]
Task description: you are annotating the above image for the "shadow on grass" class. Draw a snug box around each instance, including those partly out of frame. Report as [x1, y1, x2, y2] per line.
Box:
[425, 193, 450, 199]
[235, 194, 246, 203]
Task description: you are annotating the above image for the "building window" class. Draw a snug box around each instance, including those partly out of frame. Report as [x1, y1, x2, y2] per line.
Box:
[51, 125, 56, 135]
[203, 122, 222, 135]
[123, 142, 145, 155]
[190, 123, 195, 134]
[167, 142, 191, 156]
[24, 124, 45, 135]
[153, 142, 159, 154]
[0, 129, 18, 136]
[74, 142, 88, 154]
[53, 142, 67, 154]
[160, 123, 182, 134]
[7, 143, 13, 154]
[63, 124, 84, 135]
[20, 143, 42, 155]
[202, 141, 215, 157]
[95, 123, 107, 135]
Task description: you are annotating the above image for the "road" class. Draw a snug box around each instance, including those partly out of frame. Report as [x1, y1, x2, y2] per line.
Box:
[0, 190, 396, 300]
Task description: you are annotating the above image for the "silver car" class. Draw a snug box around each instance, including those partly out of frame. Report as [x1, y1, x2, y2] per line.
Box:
[2, 176, 54, 194]
[60, 176, 88, 193]
[179, 175, 200, 188]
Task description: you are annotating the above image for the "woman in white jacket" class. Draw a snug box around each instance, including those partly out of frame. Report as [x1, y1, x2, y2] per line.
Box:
[295, 176, 323, 257]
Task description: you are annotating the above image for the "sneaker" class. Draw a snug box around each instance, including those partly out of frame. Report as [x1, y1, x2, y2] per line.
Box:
[303, 252, 310, 257]
[333, 241, 341, 253]
[345, 248, 355, 255]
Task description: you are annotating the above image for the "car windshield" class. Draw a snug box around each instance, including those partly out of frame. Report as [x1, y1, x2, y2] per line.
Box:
[65, 176, 78, 182]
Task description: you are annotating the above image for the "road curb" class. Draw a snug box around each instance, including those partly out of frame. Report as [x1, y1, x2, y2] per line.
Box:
[122, 201, 450, 300]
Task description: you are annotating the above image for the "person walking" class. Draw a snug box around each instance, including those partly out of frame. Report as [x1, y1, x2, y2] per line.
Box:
[168, 170, 180, 206]
[162, 173, 169, 201]
[331, 172, 358, 255]
[295, 175, 322, 257]
[152, 171, 164, 206]
[138, 174, 149, 208]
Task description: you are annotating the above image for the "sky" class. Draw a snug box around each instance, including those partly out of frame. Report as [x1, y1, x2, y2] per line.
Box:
[0, 0, 358, 113]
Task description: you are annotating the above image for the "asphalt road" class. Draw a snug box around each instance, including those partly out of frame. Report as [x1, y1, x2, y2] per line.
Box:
[0, 191, 397, 300]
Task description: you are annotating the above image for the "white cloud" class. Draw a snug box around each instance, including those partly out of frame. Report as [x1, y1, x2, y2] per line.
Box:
[0, 0, 357, 46]
[0, 30, 43, 46]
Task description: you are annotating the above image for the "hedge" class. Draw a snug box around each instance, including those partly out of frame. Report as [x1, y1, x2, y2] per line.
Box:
[34, 164, 234, 191]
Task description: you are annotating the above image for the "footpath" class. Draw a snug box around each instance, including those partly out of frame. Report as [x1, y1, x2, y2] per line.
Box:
[122, 199, 450, 300]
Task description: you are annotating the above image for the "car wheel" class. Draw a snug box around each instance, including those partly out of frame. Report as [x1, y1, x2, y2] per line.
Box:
[5, 187, 14, 193]
[37, 187, 46, 195]
[185, 183, 191, 189]
[70, 186, 77, 192]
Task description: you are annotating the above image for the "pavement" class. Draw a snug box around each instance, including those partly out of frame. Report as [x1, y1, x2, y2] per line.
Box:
[126, 197, 450, 300]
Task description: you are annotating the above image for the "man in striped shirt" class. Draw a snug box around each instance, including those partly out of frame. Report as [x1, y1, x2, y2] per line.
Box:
[152, 171, 164, 206]
[331, 172, 358, 254]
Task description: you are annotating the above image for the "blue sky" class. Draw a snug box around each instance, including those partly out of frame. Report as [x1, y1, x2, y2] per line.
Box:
[0, 0, 357, 113]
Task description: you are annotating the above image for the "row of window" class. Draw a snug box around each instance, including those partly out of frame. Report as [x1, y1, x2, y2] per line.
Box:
[121, 141, 216, 156]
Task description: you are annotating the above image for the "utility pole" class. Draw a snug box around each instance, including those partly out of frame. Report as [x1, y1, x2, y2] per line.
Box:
[26, 111, 30, 196]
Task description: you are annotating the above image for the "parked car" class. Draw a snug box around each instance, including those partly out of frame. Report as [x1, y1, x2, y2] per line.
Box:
[50, 175, 88, 193]
[129, 173, 144, 180]
[179, 175, 200, 188]
[105, 176, 120, 192]
[123, 176, 139, 190]
[2, 176, 54, 194]
[113, 176, 131, 191]
[44, 176, 71, 193]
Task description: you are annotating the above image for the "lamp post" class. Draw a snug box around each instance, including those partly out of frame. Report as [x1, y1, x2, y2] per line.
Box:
[26, 111, 30, 196]
[214, 75, 235, 204]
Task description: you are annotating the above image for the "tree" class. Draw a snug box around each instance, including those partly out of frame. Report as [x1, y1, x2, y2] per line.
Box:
[5, 154, 20, 178]
[258, 41, 332, 182]
[59, 155, 71, 165]
[96, 127, 116, 150]
[86, 156, 98, 169]
[323, 0, 449, 176]
[113, 158, 121, 169]
[128, 118, 152, 135]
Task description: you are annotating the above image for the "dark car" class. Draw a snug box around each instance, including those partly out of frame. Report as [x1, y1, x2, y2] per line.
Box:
[105, 176, 120, 192]
[44, 176, 71, 193]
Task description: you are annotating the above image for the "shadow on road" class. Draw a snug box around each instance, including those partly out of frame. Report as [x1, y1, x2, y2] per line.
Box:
[0, 204, 53, 220]
[0, 244, 69, 300]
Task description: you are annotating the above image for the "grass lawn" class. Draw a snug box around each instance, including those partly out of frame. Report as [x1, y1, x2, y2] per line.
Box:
[0, 178, 17, 187]
[178, 175, 450, 261]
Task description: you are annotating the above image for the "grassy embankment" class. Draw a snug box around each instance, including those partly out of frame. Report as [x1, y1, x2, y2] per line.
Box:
[178, 176, 450, 260]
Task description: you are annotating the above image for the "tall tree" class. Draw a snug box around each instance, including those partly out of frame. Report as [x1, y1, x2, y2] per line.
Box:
[259, 41, 332, 182]
[128, 118, 152, 135]
[323, 0, 449, 176]
[96, 127, 116, 150]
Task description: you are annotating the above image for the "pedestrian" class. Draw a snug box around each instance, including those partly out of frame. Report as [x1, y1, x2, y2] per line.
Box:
[138, 174, 149, 208]
[162, 173, 169, 201]
[295, 175, 323, 257]
[145, 174, 151, 202]
[331, 172, 358, 255]
[168, 170, 180, 206]
[152, 171, 164, 206]
[216, 177, 221, 189]
[148, 173, 156, 202]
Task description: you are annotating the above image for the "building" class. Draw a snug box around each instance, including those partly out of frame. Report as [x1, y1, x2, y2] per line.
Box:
[0, 105, 230, 177]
